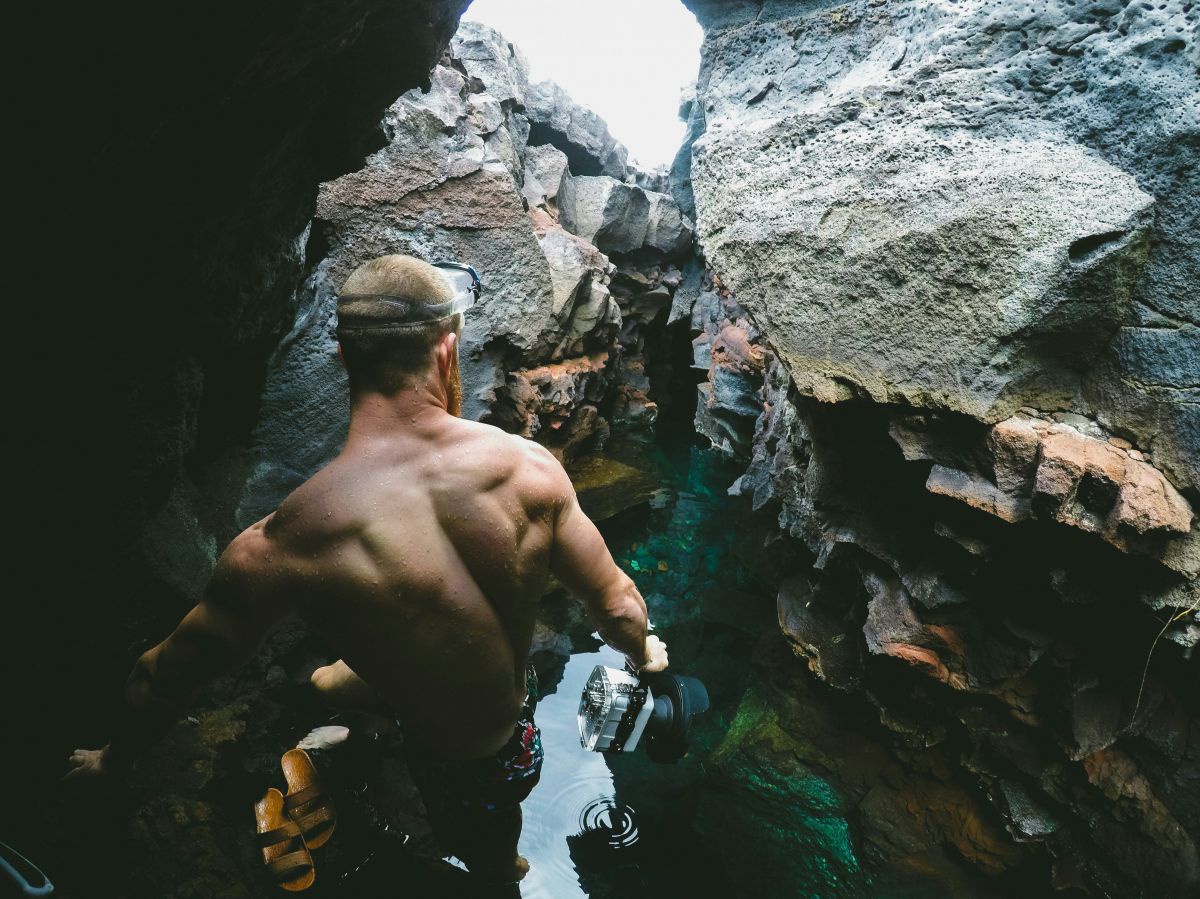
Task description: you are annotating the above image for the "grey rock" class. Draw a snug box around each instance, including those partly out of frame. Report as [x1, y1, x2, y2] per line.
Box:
[693, 124, 1152, 419]
[998, 781, 1061, 842]
[525, 80, 629, 179]
[523, 144, 570, 209]
[560, 176, 650, 254]
[683, 0, 1200, 491]
[694, 382, 741, 455]
[633, 166, 670, 194]
[643, 189, 695, 257]
[899, 564, 972, 610]
[556, 177, 692, 259]
[453, 21, 529, 106]
[926, 464, 1033, 524]
[536, 226, 613, 319]
[238, 264, 348, 526]
[711, 365, 761, 419]
[668, 255, 705, 325]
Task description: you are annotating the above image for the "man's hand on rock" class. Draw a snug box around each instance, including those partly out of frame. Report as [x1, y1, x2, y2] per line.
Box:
[63, 745, 120, 782]
[638, 634, 669, 674]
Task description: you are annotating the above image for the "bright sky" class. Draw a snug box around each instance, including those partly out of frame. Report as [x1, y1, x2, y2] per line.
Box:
[463, 0, 703, 169]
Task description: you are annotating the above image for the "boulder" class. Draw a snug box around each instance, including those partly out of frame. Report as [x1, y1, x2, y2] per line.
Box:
[694, 126, 1152, 420]
[522, 144, 570, 210]
[525, 80, 628, 179]
[559, 176, 694, 257]
[683, 0, 1199, 489]
[559, 175, 650, 254]
[643, 189, 694, 256]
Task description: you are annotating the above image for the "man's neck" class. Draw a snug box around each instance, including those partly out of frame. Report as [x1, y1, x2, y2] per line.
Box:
[345, 385, 450, 448]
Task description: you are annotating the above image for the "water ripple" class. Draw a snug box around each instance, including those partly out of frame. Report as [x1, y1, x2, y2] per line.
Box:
[578, 797, 639, 849]
[518, 647, 639, 898]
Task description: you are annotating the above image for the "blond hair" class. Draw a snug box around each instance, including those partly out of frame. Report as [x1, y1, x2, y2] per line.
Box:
[336, 255, 463, 394]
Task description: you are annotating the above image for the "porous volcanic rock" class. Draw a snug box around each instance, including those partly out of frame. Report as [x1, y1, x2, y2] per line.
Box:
[677, 2, 1199, 894]
[683, 0, 1199, 490]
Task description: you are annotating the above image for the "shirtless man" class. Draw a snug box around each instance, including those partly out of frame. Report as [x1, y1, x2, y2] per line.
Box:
[65, 254, 668, 885]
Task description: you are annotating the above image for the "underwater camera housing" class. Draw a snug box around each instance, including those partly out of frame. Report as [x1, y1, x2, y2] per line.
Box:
[577, 665, 710, 762]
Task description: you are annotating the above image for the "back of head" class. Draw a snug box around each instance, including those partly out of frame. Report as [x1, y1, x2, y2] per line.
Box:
[336, 255, 462, 394]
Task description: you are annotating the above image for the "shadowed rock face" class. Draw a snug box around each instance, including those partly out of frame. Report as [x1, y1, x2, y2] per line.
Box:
[17, 3, 469, 896]
[676, 1, 1199, 895]
[20, 0, 474, 655]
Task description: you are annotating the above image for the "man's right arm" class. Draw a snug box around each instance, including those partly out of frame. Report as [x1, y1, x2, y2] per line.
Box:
[65, 519, 290, 779]
[543, 454, 667, 672]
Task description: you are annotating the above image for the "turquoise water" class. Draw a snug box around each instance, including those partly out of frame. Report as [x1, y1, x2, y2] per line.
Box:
[505, 446, 1028, 899]
[510, 443, 875, 898]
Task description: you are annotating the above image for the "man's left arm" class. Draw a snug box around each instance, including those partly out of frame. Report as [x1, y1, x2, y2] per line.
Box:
[65, 521, 289, 779]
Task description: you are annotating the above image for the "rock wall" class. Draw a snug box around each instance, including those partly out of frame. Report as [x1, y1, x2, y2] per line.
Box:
[239, 21, 696, 523]
[677, 1, 1199, 896]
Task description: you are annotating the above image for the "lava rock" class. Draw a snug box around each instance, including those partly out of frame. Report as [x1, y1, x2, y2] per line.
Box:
[683, 0, 1199, 491]
[525, 80, 629, 179]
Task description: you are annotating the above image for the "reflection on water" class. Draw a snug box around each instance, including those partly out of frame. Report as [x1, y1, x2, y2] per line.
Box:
[515, 444, 752, 899]
[519, 645, 634, 899]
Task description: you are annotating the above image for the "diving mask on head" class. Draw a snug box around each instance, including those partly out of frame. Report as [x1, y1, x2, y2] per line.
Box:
[336, 261, 482, 331]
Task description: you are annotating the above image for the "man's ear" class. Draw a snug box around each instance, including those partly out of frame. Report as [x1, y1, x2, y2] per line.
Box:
[435, 331, 458, 377]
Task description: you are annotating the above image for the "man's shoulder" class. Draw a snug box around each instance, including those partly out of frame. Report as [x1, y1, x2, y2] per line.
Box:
[448, 421, 571, 497]
[208, 516, 283, 596]
[451, 419, 556, 463]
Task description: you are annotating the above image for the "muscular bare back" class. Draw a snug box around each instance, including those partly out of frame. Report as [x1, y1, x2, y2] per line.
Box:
[253, 413, 565, 759]
[65, 261, 664, 887]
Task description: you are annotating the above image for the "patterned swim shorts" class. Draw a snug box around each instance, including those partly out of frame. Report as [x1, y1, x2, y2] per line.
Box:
[403, 665, 544, 813]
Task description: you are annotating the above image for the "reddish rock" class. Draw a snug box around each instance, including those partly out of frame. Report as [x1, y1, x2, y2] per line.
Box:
[496, 353, 611, 460]
[924, 416, 1193, 566]
[1035, 423, 1192, 544]
[1112, 456, 1194, 536]
[711, 322, 766, 373]
[985, 415, 1041, 496]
